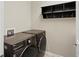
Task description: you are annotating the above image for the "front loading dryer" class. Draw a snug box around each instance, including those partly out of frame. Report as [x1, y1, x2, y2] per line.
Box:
[4, 32, 38, 57]
[22, 29, 46, 57]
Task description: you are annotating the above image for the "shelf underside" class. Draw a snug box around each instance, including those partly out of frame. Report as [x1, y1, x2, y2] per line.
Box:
[43, 9, 75, 14]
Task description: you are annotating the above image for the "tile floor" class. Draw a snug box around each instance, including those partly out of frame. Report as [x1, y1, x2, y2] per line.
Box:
[44, 51, 63, 57]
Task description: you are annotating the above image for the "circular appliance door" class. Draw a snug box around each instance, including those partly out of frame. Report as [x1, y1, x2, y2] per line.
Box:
[21, 45, 38, 57]
[38, 35, 46, 56]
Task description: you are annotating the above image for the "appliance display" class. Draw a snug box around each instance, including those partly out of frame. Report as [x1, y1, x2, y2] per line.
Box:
[4, 32, 38, 57]
[22, 30, 46, 57]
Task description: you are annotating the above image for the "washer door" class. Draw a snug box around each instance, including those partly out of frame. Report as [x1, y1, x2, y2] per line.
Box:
[21, 45, 38, 57]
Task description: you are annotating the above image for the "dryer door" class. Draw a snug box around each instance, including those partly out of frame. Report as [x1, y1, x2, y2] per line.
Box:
[20, 45, 38, 57]
[38, 34, 46, 56]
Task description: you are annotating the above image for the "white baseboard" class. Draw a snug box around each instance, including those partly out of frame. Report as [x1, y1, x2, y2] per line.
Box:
[44, 51, 63, 57]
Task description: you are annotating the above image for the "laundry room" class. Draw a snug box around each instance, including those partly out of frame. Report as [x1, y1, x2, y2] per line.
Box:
[0, 1, 79, 57]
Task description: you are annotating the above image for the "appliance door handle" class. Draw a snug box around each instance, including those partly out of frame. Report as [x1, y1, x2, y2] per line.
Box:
[38, 37, 43, 52]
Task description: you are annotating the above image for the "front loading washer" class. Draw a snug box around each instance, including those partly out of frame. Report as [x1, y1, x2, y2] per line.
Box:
[22, 29, 46, 57]
[4, 32, 38, 57]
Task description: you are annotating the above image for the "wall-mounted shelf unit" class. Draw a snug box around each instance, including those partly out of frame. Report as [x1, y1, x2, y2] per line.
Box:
[42, 1, 76, 19]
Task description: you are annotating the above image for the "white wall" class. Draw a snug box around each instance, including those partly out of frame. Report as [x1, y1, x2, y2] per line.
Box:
[0, 1, 4, 56]
[76, 1, 79, 57]
[4, 1, 31, 35]
[31, 1, 76, 56]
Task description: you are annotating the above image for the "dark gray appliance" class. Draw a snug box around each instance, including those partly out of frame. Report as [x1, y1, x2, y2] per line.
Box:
[22, 29, 46, 57]
[4, 32, 38, 57]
